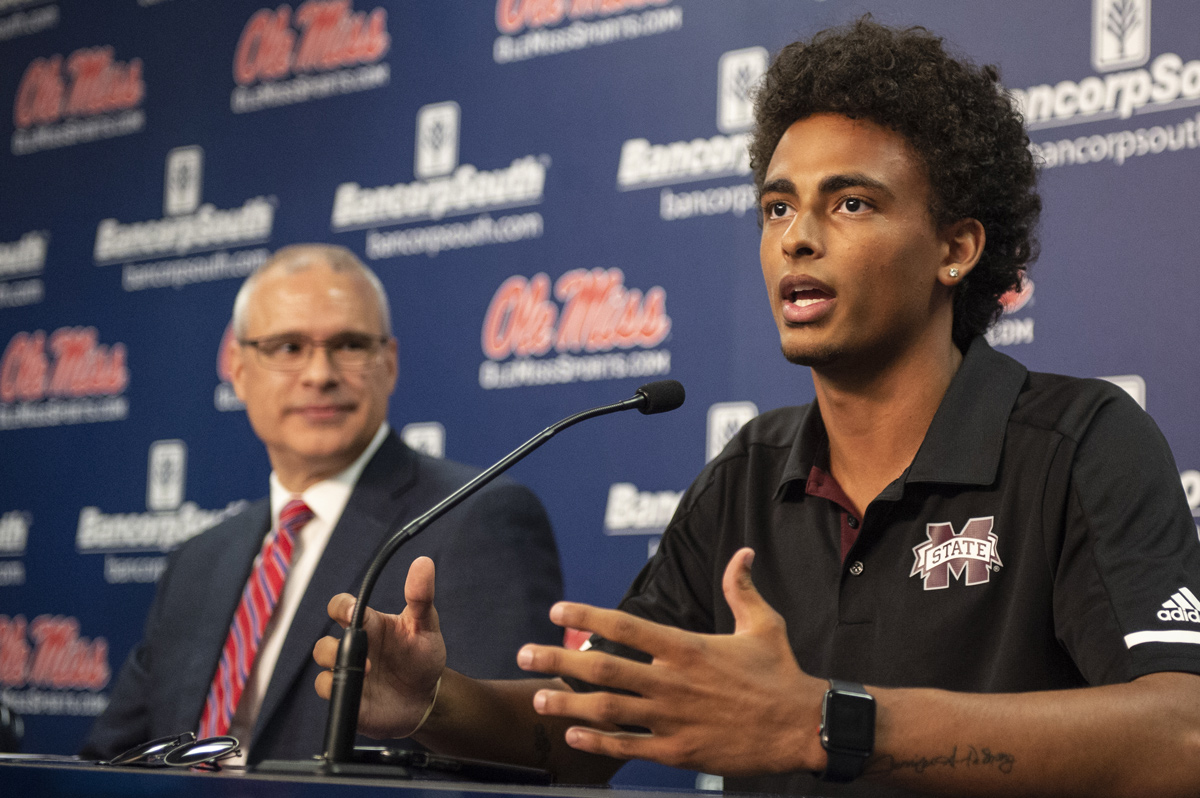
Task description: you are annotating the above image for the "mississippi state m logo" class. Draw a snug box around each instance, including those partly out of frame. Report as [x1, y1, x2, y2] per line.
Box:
[910, 517, 1003, 590]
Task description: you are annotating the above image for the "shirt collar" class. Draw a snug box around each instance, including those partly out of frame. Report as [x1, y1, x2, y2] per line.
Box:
[777, 402, 826, 498]
[906, 337, 1027, 485]
[269, 421, 391, 528]
[775, 337, 1027, 497]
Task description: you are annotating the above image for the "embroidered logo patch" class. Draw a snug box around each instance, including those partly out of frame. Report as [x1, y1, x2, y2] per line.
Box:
[910, 517, 1003, 590]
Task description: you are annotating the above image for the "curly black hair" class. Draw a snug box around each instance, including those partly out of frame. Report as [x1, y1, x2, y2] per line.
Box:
[750, 17, 1041, 349]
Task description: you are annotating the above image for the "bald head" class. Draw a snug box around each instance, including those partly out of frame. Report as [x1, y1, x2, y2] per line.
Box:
[232, 244, 392, 338]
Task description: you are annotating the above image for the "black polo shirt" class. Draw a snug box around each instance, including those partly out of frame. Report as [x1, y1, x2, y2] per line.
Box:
[581, 338, 1200, 795]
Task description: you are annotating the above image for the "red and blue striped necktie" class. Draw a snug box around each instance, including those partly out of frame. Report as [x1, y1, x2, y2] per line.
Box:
[198, 498, 313, 739]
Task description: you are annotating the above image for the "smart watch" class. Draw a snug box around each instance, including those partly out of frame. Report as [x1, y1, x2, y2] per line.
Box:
[818, 679, 876, 782]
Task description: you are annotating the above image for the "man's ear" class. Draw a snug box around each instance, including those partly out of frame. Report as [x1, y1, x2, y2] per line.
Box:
[383, 337, 399, 396]
[227, 333, 248, 402]
[938, 218, 985, 286]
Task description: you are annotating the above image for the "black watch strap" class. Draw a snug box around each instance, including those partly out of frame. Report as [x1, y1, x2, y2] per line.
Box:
[822, 748, 868, 783]
[819, 679, 875, 783]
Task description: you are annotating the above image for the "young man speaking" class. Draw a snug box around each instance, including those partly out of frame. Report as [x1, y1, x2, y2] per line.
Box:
[313, 19, 1200, 797]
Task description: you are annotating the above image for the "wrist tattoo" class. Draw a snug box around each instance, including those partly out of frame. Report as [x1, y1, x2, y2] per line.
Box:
[867, 745, 1015, 777]
[533, 723, 551, 767]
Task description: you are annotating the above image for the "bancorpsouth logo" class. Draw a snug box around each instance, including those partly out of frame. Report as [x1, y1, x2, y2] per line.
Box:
[215, 323, 245, 413]
[986, 276, 1035, 348]
[0, 327, 129, 431]
[333, 101, 549, 235]
[0, 510, 29, 587]
[1012, 0, 1200, 130]
[347, 102, 546, 259]
[400, 422, 445, 458]
[75, 439, 248, 583]
[1181, 470, 1200, 525]
[0, 2, 58, 42]
[492, 0, 682, 65]
[11, 44, 145, 155]
[0, 232, 47, 280]
[415, 101, 460, 179]
[230, 0, 391, 114]
[1093, 0, 1150, 72]
[910, 517, 1004, 591]
[604, 483, 682, 536]
[478, 268, 672, 389]
[706, 401, 758, 462]
[619, 47, 764, 190]
[1100, 374, 1147, 409]
[604, 481, 683, 559]
[93, 147, 274, 287]
[621, 48, 765, 224]
[716, 47, 766, 134]
[0, 231, 48, 310]
[0, 511, 28, 556]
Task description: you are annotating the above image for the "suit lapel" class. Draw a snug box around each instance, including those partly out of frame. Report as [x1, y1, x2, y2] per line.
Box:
[174, 499, 271, 733]
[251, 433, 419, 745]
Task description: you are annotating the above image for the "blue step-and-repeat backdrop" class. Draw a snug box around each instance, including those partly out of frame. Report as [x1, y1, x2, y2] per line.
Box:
[1, 0, 1199, 785]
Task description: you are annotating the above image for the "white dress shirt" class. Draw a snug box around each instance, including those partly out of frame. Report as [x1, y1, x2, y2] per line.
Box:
[225, 422, 390, 762]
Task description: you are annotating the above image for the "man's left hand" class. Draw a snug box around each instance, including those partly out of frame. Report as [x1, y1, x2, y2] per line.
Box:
[515, 547, 827, 776]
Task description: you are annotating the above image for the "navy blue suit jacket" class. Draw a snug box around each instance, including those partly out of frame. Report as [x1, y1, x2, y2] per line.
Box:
[82, 432, 563, 764]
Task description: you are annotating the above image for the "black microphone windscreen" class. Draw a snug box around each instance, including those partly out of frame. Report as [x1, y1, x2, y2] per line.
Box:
[635, 380, 685, 415]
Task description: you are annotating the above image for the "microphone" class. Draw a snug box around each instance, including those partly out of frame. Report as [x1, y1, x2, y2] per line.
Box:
[634, 379, 684, 415]
[321, 380, 685, 768]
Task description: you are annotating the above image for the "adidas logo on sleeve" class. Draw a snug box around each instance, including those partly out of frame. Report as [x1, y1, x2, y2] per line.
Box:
[1124, 587, 1200, 649]
[1158, 587, 1200, 623]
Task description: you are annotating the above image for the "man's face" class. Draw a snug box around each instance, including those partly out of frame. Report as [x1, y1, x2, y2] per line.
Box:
[228, 261, 397, 490]
[759, 113, 954, 371]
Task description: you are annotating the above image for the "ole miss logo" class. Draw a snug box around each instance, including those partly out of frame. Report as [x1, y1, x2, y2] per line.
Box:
[910, 516, 1004, 590]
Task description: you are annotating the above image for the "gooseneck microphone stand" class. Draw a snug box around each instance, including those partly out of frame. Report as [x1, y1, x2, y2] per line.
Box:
[312, 380, 685, 776]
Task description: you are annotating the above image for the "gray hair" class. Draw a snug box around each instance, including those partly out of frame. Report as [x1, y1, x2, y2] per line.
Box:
[231, 244, 392, 338]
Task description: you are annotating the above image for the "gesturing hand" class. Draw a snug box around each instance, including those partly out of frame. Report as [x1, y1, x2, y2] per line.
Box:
[313, 555, 446, 739]
[515, 548, 828, 776]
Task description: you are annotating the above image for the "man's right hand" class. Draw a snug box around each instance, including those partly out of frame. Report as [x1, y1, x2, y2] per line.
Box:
[313, 555, 446, 739]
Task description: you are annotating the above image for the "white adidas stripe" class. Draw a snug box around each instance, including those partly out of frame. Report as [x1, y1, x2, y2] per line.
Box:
[1125, 630, 1200, 648]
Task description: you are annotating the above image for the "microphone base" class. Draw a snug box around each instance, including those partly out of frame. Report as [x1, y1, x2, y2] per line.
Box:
[255, 747, 551, 785]
[256, 756, 412, 779]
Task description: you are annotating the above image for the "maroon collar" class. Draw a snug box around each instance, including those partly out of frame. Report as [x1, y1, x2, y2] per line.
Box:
[806, 465, 861, 561]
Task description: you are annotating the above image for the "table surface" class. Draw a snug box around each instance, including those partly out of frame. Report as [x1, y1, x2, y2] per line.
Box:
[0, 757, 706, 798]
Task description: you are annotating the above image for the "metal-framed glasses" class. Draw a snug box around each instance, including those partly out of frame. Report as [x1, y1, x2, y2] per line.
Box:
[103, 731, 240, 770]
[239, 333, 389, 371]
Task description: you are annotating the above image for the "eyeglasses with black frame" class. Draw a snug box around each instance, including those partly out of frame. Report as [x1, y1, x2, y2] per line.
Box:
[238, 332, 390, 372]
[103, 732, 240, 770]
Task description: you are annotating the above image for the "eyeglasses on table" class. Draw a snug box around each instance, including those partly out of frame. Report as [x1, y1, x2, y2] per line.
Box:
[103, 732, 240, 770]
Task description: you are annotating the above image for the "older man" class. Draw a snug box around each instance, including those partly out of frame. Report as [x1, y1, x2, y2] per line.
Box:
[82, 244, 563, 765]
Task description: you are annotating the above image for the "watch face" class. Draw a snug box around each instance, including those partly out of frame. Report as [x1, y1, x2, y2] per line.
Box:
[823, 691, 876, 752]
